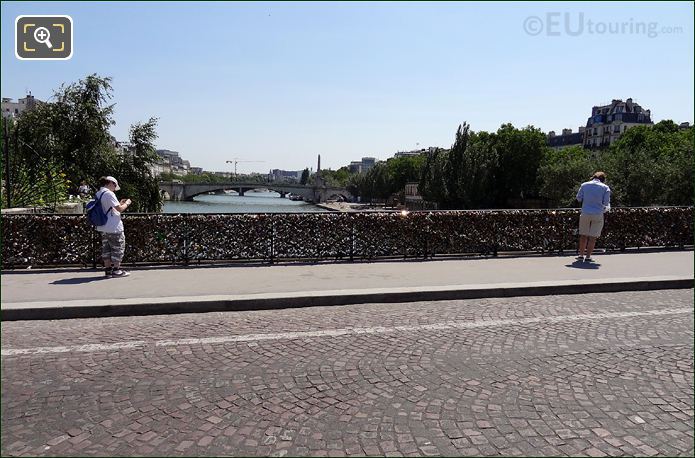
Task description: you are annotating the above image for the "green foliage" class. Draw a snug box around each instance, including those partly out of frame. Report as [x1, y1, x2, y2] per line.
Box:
[493, 123, 548, 204]
[537, 146, 597, 207]
[601, 121, 694, 206]
[3, 74, 162, 212]
[350, 156, 425, 202]
[420, 149, 448, 204]
[159, 171, 269, 185]
[319, 167, 352, 187]
[300, 168, 309, 185]
[1, 116, 71, 209]
[116, 118, 162, 212]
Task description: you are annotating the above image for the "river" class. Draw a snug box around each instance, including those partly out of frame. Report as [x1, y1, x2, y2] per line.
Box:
[162, 190, 327, 213]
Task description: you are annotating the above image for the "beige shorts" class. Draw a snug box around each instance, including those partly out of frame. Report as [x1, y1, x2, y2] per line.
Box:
[578, 213, 604, 238]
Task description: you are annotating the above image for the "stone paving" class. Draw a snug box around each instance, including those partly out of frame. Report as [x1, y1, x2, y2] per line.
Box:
[1, 290, 693, 456]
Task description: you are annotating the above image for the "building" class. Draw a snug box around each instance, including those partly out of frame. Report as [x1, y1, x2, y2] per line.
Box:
[360, 157, 376, 172]
[404, 181, 438, 210]
[150, 162, 172, 177]
[583, 98, 653, 148]
[156, 149, 191, 175]
[1, 94, 39, 119]
[394, 147, 441, 158]
[269, 169, 302, 182]
[348, 161, 363, 174]
[547, 127, 585, 150]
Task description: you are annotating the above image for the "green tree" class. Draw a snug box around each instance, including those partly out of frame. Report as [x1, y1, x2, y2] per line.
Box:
[2, 109, 72, 209]
[444, 123, 471, 206]
[493, 123, 549, 206]
[538, 146, 597, 207]
[300, 168, 309, 185]
[6, 74, 162, 211]
[457, 131, 499, 209]
[604, 121, 693, 206]
[419, 148, 448, 204]
[116, 118, 162, 212]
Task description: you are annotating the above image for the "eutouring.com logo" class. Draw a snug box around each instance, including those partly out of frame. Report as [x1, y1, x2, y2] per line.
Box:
[523, 13, 684, 38]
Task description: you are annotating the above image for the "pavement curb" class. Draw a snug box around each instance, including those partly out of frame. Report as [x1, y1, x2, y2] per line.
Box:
[2, 277, 692, 321]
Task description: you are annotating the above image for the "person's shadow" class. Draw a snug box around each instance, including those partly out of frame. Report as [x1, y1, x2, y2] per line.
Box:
[51, 276, 108, 285]
[565, 260, 601, 269]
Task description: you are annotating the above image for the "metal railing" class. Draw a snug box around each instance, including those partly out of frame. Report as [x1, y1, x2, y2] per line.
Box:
[1, 207, 692, 268]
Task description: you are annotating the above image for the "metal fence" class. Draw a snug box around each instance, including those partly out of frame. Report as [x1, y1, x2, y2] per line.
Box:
[1, 207, 692, 268]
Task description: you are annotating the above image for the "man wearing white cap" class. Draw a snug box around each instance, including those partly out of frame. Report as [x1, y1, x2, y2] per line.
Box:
[96, 176, 132, 278]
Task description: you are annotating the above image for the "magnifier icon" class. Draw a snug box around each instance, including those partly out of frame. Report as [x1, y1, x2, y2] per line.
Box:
[33, 27, 53, 49]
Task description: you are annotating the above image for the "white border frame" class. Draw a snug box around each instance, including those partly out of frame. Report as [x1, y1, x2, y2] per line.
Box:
[15, 15, 73, 61]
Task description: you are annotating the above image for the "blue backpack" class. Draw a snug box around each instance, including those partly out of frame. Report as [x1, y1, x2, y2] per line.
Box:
[86, 191, 112, 227]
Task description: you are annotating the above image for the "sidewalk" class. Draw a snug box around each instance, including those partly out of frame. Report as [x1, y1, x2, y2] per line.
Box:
[2, 250, 692, 320]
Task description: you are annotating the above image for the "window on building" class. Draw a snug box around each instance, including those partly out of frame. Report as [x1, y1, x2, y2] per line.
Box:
[614, 126, 620, 133]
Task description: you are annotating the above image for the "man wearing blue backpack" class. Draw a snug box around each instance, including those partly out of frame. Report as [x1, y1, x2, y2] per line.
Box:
[91, 176, 132, 278]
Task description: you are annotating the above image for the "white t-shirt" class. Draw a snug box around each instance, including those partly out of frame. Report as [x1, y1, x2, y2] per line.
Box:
[95, 187, 124, 233]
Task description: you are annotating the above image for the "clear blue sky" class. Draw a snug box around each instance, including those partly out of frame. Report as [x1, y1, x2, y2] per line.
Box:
[2, 1, 693, 173]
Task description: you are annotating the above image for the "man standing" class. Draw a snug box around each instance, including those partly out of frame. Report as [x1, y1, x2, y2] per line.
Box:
[96, 176, 132, 278]
[576, 172, 611, 262]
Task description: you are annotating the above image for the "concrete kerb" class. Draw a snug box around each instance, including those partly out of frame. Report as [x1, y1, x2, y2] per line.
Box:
[2, 277, 692, 321]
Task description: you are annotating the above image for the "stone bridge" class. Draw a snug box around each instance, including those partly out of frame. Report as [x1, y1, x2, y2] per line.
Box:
[159, 181, 353, 203]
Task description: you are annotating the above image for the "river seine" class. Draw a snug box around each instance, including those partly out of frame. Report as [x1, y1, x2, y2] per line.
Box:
[162, 190, 327, 213]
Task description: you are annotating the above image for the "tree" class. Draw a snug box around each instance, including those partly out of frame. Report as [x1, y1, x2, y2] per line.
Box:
[538, 146, 597, 207]
[420, 148, 448, 205]
[603, 121, 693, 206]
[444, 123, 471, 207]
[493, 123, 549, 206]
[5, 74, 162, 211]
[300, 168, 309, 185]
[116, 118, 162, 212]
[456, 131, 499, 209]
[1, 116, 70, 209]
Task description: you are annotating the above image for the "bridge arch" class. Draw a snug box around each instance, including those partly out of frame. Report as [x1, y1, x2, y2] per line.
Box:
[158, 181, 341, 202]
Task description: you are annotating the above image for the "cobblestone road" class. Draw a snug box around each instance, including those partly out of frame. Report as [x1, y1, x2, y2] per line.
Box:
[2, 290, 693, 457]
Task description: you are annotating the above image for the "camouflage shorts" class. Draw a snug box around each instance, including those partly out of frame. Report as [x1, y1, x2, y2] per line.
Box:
[101, 232, 126, 264]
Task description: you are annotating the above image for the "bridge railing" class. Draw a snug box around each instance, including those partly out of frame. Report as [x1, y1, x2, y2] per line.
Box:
[1, 207, 692, 268]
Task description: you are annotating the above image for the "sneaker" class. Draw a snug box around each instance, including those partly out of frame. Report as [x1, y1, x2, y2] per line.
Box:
[584, 257, 594, 263]
[104, 268, 112, 278]
[111, 269, 130, 278]
[575, 256, 584, 261]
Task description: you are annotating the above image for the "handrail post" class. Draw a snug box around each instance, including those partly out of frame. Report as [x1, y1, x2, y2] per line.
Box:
[492, 214, 498, 257]
[269, 214, 275, 264]
[349, 214, 354, 262]
[423, 216, 428, 260]
[183, 213, 189, 266]
[92, 227, 97, 269]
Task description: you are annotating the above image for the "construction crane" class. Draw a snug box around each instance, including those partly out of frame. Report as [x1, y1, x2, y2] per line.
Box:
[225, 159, 265, 178]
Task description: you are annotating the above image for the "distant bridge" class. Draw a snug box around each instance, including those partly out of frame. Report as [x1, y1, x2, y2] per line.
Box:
[159, 181, 353, 203]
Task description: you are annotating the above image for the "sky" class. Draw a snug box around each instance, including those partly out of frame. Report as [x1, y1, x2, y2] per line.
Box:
[2, 1, 693, 174]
